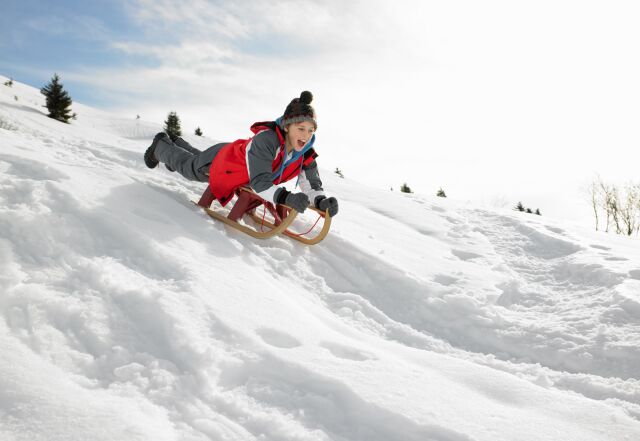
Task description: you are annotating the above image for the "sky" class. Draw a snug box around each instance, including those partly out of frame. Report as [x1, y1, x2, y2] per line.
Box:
[2, 0, 640, 226]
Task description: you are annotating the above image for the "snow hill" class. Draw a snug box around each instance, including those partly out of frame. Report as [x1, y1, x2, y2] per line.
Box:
[1, 76, 640, 441]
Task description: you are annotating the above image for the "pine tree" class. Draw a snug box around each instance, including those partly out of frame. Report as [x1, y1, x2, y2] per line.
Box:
[40, 74, 74, 123]
[436, 187, 447, 198]
[535, 209, 541, 215]
[195, 127, 203, 136]
[515, 201, 525, 212]
[334, 167, 344, 178]
[525, 208, 533, 214]
[4, 78, 13, 87]
[164, 111, 182, 140]
[400, 183, 413, 193]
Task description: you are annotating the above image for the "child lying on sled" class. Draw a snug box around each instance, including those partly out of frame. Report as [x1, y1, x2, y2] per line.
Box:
[144, 91, 339, 217]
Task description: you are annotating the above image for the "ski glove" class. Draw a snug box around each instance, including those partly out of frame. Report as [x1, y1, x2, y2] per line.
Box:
[315, 196, 339, 217]
[285, 192, 310, 213]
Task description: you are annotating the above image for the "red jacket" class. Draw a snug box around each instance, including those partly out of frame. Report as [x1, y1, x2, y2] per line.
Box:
[209, 121, 317, 206]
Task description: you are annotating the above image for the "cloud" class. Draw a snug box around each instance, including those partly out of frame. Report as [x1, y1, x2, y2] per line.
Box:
[68, 0, 404, 134]
[122, 0, 384, 53]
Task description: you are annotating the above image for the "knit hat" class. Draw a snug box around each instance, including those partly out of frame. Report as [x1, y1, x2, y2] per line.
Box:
[280, 91, 317, 130]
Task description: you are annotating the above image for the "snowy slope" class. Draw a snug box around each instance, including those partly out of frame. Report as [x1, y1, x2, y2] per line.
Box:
[1, 76, 640, 441]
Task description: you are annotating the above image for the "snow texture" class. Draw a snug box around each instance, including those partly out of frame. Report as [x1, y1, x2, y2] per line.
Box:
[1, 76, 640, 440]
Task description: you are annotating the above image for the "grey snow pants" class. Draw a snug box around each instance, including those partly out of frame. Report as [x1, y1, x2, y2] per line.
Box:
[154, 136, 228, 182]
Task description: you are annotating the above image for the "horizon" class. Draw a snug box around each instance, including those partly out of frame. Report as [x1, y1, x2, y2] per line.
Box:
[2, 0, 640, 227]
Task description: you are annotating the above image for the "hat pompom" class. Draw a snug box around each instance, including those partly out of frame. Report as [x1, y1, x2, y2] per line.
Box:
[299, 91, 313, 105]
[280, 91, 317, 129]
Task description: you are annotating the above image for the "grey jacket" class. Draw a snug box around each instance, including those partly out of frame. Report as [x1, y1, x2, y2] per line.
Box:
[247, 130, 325, 205]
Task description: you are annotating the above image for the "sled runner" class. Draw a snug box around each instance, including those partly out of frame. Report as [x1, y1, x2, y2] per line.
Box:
[194, 186, 332, 245]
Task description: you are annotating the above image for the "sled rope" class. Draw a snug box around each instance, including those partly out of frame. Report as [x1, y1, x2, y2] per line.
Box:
[259, 205, 322, 236]
[289, 213, 322, 237]
[260, 206, 268, 232]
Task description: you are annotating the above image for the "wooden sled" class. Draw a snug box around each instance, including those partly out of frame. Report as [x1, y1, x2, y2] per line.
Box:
[194, 186, 331, 245]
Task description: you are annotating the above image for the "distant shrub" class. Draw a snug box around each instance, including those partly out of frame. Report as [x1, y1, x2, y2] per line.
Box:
[40, 73, 75, 123]
[437, 187, 447, 198]
[334, 167, 344, 178]
[3, 78, 13, 87]
[400, 183, 413, 193]
[164, 111, 182, 140]
[195, 127, 203, 136]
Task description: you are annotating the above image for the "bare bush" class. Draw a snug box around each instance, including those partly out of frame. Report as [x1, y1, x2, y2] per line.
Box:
[589, 175, 640, 236]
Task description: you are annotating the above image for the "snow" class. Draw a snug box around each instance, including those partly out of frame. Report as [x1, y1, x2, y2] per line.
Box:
[1, 75, 640, 440]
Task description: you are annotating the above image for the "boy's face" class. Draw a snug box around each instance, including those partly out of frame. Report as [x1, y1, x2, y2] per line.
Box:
[285, 121, 315, 152]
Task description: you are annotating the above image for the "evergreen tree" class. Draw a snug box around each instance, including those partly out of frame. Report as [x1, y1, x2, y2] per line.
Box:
[525, 208, 533, 214]
[515, 201, 525, 212]
[535, 209, 542, 215]
[164, 111, 182, 140]
[40, 73, 74, 123]
[4, 78, 13, 87]
[334, 167, 344, 178]
[195, 127, 203, 136]
[436, 187, 447, 198]
[400, 183, 413, 193]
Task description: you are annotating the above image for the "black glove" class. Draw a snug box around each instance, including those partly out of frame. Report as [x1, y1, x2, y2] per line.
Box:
[285, 192, 310, 213]
[315, 196, 339, 217]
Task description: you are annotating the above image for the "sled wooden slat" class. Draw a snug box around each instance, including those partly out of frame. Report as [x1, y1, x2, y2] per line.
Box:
[201, 205, 298, 239]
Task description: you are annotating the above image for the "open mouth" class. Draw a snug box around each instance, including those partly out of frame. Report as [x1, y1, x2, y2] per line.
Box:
[297, 140, 306, 148]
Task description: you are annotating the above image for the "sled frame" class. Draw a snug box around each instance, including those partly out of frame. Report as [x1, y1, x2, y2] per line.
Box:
[195, 186, 331, 244]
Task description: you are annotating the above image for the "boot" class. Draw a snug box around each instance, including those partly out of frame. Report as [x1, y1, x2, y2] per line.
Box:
[144, 132, 169, 169]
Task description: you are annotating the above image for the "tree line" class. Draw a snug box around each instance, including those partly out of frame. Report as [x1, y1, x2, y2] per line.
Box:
[36, 73, 204, 136]
[515, 202, 541, 215]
